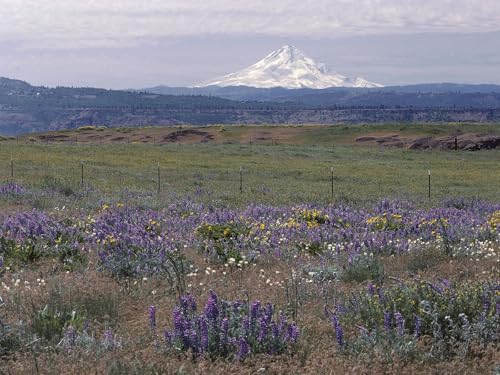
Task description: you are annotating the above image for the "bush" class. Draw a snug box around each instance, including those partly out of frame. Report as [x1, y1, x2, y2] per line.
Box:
[196, 222, 251, 262]
[40, 176, 75, 196]
[334, 278, 499, 359]
[31, 304, 86, 344]
[0, 320, 22, 357]
[407, 246, 447, 272]
[342, 255, 384, 283]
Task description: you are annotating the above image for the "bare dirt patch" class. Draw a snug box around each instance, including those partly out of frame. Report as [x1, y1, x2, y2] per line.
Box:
[162, 128, 215, 143]
[356, 133, 500, 151]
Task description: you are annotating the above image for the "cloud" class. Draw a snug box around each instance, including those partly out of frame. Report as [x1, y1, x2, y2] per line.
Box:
[1, 0, 499, 49]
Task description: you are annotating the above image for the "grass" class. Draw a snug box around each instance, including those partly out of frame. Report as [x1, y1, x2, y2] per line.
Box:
[1, 125, 500, 207]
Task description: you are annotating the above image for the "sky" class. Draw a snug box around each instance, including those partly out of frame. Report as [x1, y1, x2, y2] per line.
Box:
[1, 0, 500, 88]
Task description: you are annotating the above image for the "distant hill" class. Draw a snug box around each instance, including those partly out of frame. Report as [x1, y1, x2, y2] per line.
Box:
[141, 84, 500, 104]
[1, 77, 500, 136]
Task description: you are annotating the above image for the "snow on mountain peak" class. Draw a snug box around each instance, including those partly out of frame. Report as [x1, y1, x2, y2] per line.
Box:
[197, 45, 383, 89]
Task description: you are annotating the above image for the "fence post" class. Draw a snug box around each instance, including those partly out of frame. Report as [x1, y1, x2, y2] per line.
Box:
[330, 167, 334, 199]
[428, 169, 431, 202]
[239, 166, 243, 195]
[80, 161, 84, 187]
[157, 163, 161, 193]
[10, 158, 13, 179]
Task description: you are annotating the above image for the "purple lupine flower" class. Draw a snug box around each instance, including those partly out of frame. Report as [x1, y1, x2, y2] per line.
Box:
[149, 305, 156, 330]
[331, 314, 344, 347]
[429, 283, 443, 294]
[220, 318, 229, 341]
[250, 301, 261, 322]
[103, 328, 114, 348]
[163, 329, 172, 345]
[180, 294, 197, 314]
[335, 324, 344, 348]
[414, 315, 422, 337]
[173, 307, 185, 334]
[496, 301, 500, 316]
[438, 278, 451, 288]
[65, 325, 76, 348]
[383, 311, 392, 330]
[331, 314, 339, 330]
[377, 287, 385, 303]
[199, 316, 209, 351]
[258, 318, 268, 343]
[238, 336, 250, 359]
[394, 312, 405, 335]
[277, 312, 287, 333]
[264, 303, 273, 323]
[190, 329, 199, 353]
[242, 316, 250, 336]
[286, 324, 299, 343]
[367, 282, 375, 297]
[204, 291, 219, 322]
[233, 300, 244, 314]
[83, 320, 90, 333]
[482, 294, 491, 316]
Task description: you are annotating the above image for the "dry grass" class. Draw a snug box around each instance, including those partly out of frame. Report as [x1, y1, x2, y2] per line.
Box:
[1, 247, 498, 374]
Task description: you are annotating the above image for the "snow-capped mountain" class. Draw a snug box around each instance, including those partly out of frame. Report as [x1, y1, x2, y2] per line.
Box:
[197, 45, 382, 89]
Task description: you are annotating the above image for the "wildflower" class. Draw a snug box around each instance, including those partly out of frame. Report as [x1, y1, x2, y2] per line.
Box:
[367, 282, 375, 297]
[103, 328, 114, 349]
[482, 294, 491, 316]
[414, 315, 422, 337]
[286, 324, 300, 343]
[64, 325, 76, 349]
[331, 314, 344, 347]
[238, 336, 250, 359]
[199, 316, 209, 352]
[394, 312, 405, 335]
[384, 311, 392, 330]
[149, 305, 156, 330]
[164, 329, 172, 345]
[204, 290, 219, 322]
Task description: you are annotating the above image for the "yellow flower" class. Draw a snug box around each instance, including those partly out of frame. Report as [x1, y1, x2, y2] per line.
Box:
[488, 211, 500, 230]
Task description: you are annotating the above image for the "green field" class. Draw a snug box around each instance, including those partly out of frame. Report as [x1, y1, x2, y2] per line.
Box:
[1, 123, 499, 208]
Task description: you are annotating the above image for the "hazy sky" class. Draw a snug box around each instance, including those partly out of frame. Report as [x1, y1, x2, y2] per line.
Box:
[1, 0, 499, 88]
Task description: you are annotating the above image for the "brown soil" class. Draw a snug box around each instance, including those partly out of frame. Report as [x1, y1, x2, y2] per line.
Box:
[356, 133, 500, 151]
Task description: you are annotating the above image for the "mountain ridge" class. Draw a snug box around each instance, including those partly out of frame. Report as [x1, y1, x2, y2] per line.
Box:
[2, 76, 500, 136]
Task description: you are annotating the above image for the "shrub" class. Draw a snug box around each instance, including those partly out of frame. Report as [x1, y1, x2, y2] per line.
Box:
[196, 222, 251, 262]
[40, 176, 75, 196]
[366, 214, 404, 231]
[31, 304, 86, 344]
[0, 238, 42, 265]
[333, 278, 499, 359]
[342, 255, 384, 283]
[407, 246, 447, 272]
[0, 319, 22, 357]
